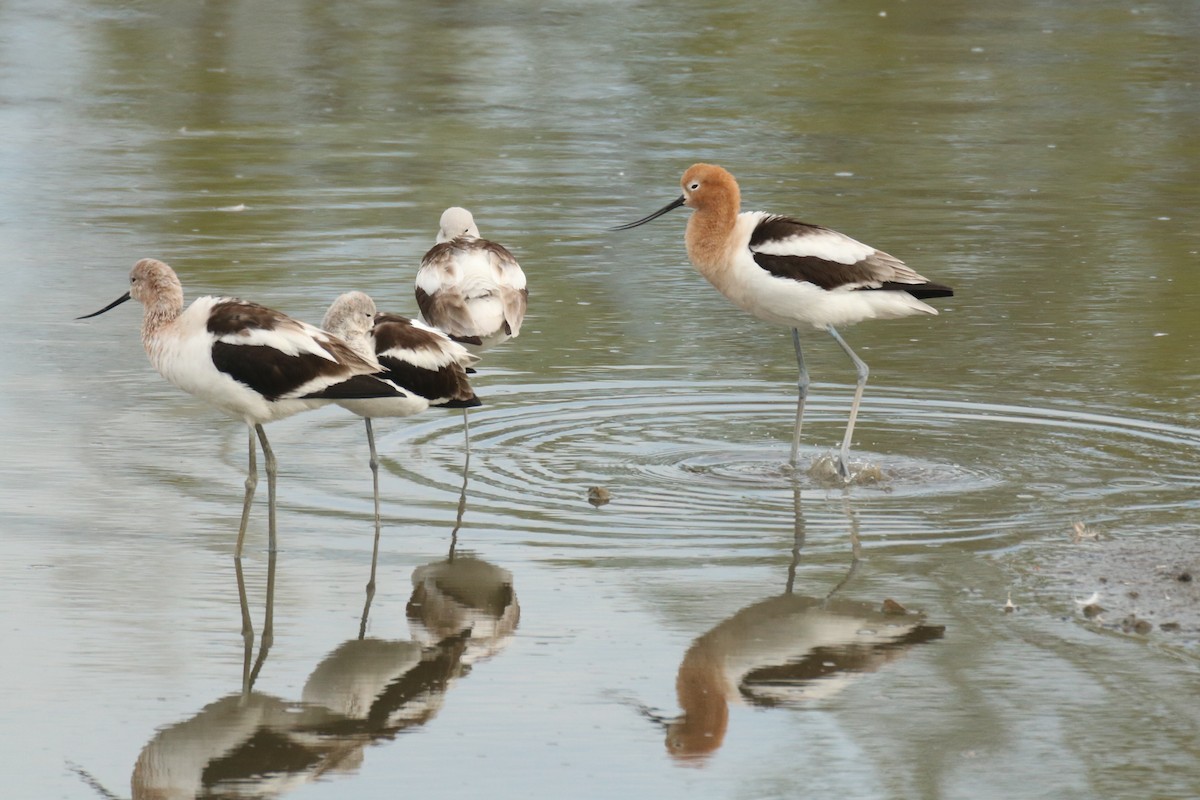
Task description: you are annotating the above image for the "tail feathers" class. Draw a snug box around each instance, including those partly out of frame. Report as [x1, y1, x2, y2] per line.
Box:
[433, 396, 483, 409]
[885, 281, 954, 299]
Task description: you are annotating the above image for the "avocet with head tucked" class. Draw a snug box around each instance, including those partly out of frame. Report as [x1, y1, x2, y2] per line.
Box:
[414, 207, 527, 453]
[415, 207, 527, 355]
[612, 163, 953, 480]
[322, 291, 479, 531]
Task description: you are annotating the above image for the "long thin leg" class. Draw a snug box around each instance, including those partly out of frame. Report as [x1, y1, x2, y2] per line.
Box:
[824, 498, 863, 602]
[360, 417, 383, 640]
[448, 441, 471, 562]
[248, 549, 276, 688]
[784, 480, 805, 595]
[359, 518, 381, 639]
[365, 418, 381, 534]
[825, 325, 869, 480]
[462, 407, 472, 457]
[789, 328, 810, 468]
[235, 555, 253, 695]
[235, 426, 258, 559]
[254, 424, 278, 553]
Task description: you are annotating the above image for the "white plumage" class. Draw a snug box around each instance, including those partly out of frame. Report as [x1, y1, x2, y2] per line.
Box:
[612, 163, 953, 480]
[79, 258, 407, 556]
[321, 291, 480, 531]
[415, 206, 528, 354]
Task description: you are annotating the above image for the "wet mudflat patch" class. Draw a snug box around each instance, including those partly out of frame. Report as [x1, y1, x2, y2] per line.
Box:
[1007, 530, 1200, 643]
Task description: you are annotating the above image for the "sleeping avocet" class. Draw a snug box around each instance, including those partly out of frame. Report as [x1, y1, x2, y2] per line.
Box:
[611, 163, 953, 480]
[322, 291, 480, 531]
[414, 207, 527, 451]
[415, 207, 527, 354]
[78, 258, 409, 556]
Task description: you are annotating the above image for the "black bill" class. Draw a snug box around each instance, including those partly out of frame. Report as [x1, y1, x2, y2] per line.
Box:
[608, 194, 686, 231]
[77, 291, 132, 320]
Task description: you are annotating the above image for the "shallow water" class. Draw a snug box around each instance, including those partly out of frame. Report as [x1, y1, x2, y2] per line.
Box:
[2, 1, 1199, 798]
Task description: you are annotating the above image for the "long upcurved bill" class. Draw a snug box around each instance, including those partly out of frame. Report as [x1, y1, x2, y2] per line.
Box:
[77, 291, 132, 319]
[608, 195, 686, 231]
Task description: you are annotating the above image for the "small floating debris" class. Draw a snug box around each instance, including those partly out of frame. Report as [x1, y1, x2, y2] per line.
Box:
[881, 598, 908, 615]
[587, 486, 611, 508]
[1070, 520, 1099, 543]
[1004, 592, 1017, 614]
[218, 203, 248, 212]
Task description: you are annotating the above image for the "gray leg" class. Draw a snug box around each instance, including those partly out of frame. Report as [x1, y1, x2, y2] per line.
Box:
[235, 426, 257, 559]
[449, 440, 471, 562]
[824, 499, 863, 601]
[789, 328, 810, 468]
[235, 555, 253, 694]
[359, 522, 381, 639]
[254, 424, 278, 552]
[784, 480, 805, 595]
[248, 549, 276, 688]
[825, 325, 869, 480]
[365, 418, 381, 534]
[359, 419, 382, 639]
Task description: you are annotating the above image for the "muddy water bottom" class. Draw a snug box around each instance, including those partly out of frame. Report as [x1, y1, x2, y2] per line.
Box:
[1009, 531, 1200, 642]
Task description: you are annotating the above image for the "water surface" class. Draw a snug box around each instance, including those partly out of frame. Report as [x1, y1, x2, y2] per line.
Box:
[2, 1, 1198, 798]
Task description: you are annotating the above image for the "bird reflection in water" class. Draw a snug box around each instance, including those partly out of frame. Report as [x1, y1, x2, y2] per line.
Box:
[405, 460, 521, 666]
[126, 477, 519, 799]
[647, 486, 944, 762]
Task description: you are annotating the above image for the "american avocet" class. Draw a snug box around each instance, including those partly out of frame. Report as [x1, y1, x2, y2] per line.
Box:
[612, 163, 953, 479]
[78, 258, 410, 557]
[415, 207, 528, 355]
[414, 206, 527, 451]
[322, 291, 480, 533]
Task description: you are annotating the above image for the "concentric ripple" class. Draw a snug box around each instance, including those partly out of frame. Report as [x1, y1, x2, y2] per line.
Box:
[373, 377, 1200, 554]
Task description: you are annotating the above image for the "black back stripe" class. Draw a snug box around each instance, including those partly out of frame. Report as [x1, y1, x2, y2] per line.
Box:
[211, 342, 334, 401]
[752, 253, 883, 290]
[748, 215, 828, 247]
[378, 356, 479, 407]
[211, 342, 401, 401]
[301, 373, 406, 401]
[206, 300, 284, 336]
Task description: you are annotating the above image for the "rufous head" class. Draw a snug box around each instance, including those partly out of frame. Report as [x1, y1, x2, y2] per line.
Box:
[679, 163, 740, 212]
[609, 163, 742, 232]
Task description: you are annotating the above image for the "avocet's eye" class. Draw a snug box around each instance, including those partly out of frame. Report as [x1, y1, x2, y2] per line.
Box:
[688, 181, 700, 191]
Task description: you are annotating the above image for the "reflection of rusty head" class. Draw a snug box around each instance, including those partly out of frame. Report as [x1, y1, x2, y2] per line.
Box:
[665, 593, 944, 761]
